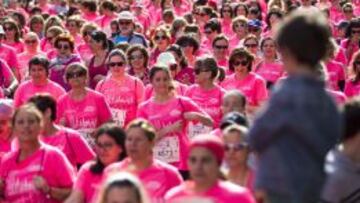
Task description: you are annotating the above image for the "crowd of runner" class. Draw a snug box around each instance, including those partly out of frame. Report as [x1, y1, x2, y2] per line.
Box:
[0, 0, 359, 202]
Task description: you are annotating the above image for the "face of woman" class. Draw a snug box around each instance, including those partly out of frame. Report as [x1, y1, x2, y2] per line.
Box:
[126, 127, 152, 161]
[221, 95, 246, 115]
[244, 39, 258, 55]
[354, 58, 360, 75]
[32, 21, 44, 33]
[351, 26, 360, 41]
[188, 147, 219, 186]
[223, 131, 249, 168]
[236, 7, 247, 17]
[154, 31, 169, 50]
[89, 37, 104, 51]
[13, 110, 42, 143]
[269, 14, 280, 28]
[30, 64, 48, 83]
[105, 186, 139, 203]
[24, 36, 39, 51]
[96, 133, 123, 166]
[151, 70, 171, 95]
[222, 7, 232, 18]
[57, 41, 72, 57]
[108, 55, 126, 78]
[194, 65, 211, 85]
[3, 24, 15, 39]
[233, 21, 248, 37]
[180, 43, 195, 56]
[67, 21, 78, 34]
[129, 50, 145, 69]
[66, 68, 87, 89]
[213, 39, 229, 60]
[233, 57, 250, 76]
[262, 39, 276, 59]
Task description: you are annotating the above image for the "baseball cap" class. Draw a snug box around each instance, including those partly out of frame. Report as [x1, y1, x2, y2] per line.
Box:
[155, 52, 177, 67]
[118, 11, 135, 21]
[220, 112, 248, 129]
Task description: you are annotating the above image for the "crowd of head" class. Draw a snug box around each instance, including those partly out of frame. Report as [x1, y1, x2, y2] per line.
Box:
[0, 0, 359, 202]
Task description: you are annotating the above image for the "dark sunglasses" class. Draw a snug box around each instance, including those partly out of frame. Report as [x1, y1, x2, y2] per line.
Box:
[66, 71, 86, 79]
[25, 39, 37, 44]
[235, 23, 246, 28]
[354, 61, 360, 65]
[95, 142, 115, 150]
[57, 44, 70, 50]
[3, 27, 14, 31]
[343, 9, 353, 13]
[119, 21, 132, 25]
[204, 30, 213, 35]
[224, 143, 248, 151]
[233, 60, 248, 66]
[244, 43, 258, 48]
[214, 45, 228, 50]
[108, 61, 125, 67]
[154, 35, 167, 41]
[194, 68, 211, 75]
[223, 9, 232, 13]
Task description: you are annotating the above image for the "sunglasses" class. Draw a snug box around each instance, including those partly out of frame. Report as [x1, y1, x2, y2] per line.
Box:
[244, 43, 258, 48]
[354, 61, 360, 65]
[154, 35, 167, 41]
[119, 21, 132, 25]
[351, 30, 360, 34]
[194, 68, 211, 75]
[3, 27, 14, 31]
[233, 60, 248, 66]
[57, 44, 70, 50]
[25, 39, 37, 44]
[214, 45, 228, 50]
[223, 9, 232, 13]
[169, 64, 178, 71]
[108, 61, 125, 67]
[224, 143, 248, 151]
[204, 30, 213, 35]
[66, 71, 86, 79]
[129, 54, 144, 61]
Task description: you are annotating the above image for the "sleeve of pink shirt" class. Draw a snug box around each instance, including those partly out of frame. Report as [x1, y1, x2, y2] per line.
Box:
[6, 48, 18, 70]
[0, 59, 15, 87]
[74, 161, 94, 192]
[253, 77, 268, 105]
[95, 93, 113, 124]
[67, 130, 95, 165]
[56, 95, 67, 125]
[13, 84, 25, 108]
[135, 78, 145, 104]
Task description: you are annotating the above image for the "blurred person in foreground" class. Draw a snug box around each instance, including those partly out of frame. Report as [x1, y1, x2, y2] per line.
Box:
[248, 10, 342, 203]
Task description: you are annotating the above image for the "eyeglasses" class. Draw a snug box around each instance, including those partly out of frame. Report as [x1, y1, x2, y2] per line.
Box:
[66, 71, 86, 79]
[154, 35, 167, 41]
[129, 54, 144, 61]
[244, 43, 258, 48]
[57, 44, 70, 50]
[223, 9, 232, 13]
[224, 143, 248, 151]
[67, 23, 77, 27]
[108, 61, 125, 67]
[214, 45, 228, 50]
[25, 39, 37, 44]
[3, 27, 14, 32]
[351, 30, 360, 34]
[233, 60, 248, 66]
[169, 64, 178, 71]
[194, 68, 211, 75]
[95, 142, 115, 151]
[119, 21, 132, 25]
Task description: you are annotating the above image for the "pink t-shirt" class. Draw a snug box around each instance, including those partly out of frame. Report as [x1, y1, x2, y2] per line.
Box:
[0, 59, 16, 87]
[3, 41, 25, 54]
[0, 43, 18, 69]
[57, 89, 112, 147]
[74, 161, 102, 203]
[144, 81, 188, 101]
[95, 75, 144, 127]
[254, 60, 284, 83]
[185, 84, 225, 128]
[165, 181, 256, 203]
[344, 79, 360, 98]
[325, 60, 345, 91]
[81, 12, 99, 22]
[106, 158, 183, 202]
[326, 89, 347, 105]
[14, 79, 66, 107]
[41, 126, 95, 169]
[17, 51, 46, 81]
[0, 143, 75, 203]
[0, 138, 12, 158]
[220, 73, 268, 106]
[95, 15, 118, 37]
[137, 96, 206, 170]
[76, 43, 93, 64]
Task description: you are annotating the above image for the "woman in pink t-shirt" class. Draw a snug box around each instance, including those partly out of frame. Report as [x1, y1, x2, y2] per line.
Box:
[243, 35, 262, 68]
[137, 66, 213, 175]
[221, 48, 268, 115]
[0, 104, 75, 203]
[57, 63, 112, 148]
[2, 19, 25, 54]
[126, 45, 151, 85]
[229, 16, 249, 52]
[65, 17, 84, 46]
[165, 135, 255, 203]
[185, 56, 225, 134]
[220, 4, 235, 38]
[65, 123, 127, 203]
[254, 37, 284, 88]
[167, 45, 195, 85]
[28, 94, 95, 170]
[222, 125, 255, 194]
[149, 27, 172, 66]
[106, 119, 183, 202]
[340, 19, 360, 62]
[76, 23, 98, 64]
[96, 49, 144, 128]
[344, 51, 360, 98]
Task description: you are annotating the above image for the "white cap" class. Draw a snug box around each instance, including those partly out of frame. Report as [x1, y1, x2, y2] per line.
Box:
[118, 11, 135, 21]
[0, 25, 4, 35]
[155, 52, 177, 67]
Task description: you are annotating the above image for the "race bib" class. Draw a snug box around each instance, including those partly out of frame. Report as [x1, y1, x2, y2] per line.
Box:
[154, 136, 180, 163]
[78, 128, 95, 150]
[187, 122, 212, 140]
[111, 108, 126, 127]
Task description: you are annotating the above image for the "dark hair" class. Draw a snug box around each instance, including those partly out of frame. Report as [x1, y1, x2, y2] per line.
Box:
[29, 56, 50, 76]
[194, 56, 218, 79]
[91, 30, 109, 50]
[166, 44, 188, 69]
[345, 17, 360, 38]
[149, 65, 172, 82]
[81, 0, 97, 12]
[343, 97, 360, 141]
[276, 10, 331, 67]
[3, 19, 21, 42]
[220, 3, 234, 18]
[28, 94, 57, 121]
[265, 8, 283, 30]
[108, 49, 127, 65]
[228, 48, 254, 72]
[10, 12, 26, 29]
[212, 34, 229, 48]
[127, 45, 149, 69]
[90, 123, 127, 174]
[350, 50, 360, 82]
[234, 3, 249, 17]
[260, 37, 275, 51]
[101, 0, 117, 12]
[126, 119, 156, 141]
[54, 33, 75, 52]
[204, 18, 222, 34]
[175, 34, 200, 54]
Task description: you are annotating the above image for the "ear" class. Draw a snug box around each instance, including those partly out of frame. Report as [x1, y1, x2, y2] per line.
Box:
[44, 108, 52, 120]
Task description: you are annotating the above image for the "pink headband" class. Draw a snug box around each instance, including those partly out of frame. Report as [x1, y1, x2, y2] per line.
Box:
[189, 135, 224, 165]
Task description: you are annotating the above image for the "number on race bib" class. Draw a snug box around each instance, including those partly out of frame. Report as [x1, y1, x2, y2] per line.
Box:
[111, 108, 127, 127]
[153, 136, 180, 163]
[187, 122, 212, 140]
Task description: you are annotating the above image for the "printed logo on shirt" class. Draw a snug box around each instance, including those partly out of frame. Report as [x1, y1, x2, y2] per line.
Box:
[169, 109, 182, 117]
[146, 181, 161, 191]
[84, 106, 95, 113]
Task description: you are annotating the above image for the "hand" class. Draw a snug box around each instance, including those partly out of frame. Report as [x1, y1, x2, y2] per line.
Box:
[33, 175, 50, 194]
[94, 75, 106, 83]
[184, 112, 198, 121]
[157, 120, 183, 141]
